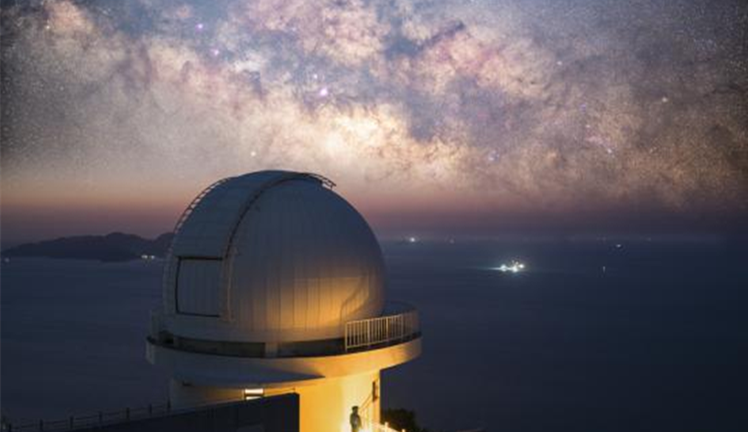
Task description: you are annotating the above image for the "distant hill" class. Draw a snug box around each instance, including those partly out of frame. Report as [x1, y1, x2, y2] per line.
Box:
[1, 232, 174, 262]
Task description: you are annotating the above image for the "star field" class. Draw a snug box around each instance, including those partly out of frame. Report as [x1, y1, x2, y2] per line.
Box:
[1, 0, 747, 240]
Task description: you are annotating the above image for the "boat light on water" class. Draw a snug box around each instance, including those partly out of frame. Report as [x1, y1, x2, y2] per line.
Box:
[494, 260, 526, 273]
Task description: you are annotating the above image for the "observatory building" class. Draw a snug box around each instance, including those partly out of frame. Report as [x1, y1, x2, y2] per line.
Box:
[147, 171, 421, 432]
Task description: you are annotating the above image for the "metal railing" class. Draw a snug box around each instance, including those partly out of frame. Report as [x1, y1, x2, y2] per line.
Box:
[150, 303, 419, 356]
[170, 178, 228, 237]
[344, 303, 420, 352]
[1, 402, 172, 432]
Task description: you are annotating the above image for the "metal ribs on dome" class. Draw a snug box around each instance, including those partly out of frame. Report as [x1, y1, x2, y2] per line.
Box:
[223, 172, 335, 260]
[170, 172, 336, 260]
[171, 177, 230, 241]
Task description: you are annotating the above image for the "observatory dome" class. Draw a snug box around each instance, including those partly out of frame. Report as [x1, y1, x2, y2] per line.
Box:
[160, 171, 385, 344]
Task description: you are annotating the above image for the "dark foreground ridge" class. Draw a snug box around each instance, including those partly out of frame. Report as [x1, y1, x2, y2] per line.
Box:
[1, 232, 174, 262]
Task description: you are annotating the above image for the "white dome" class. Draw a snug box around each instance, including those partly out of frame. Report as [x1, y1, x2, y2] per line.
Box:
[161, 171, 385, 343]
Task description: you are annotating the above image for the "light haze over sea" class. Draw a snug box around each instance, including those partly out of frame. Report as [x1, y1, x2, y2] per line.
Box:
[2, 238, 747, 431]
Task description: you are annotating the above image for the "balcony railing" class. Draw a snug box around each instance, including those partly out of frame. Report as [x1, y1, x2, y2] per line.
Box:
[150, 301, 420, 357]
[344, 302, 420, 352]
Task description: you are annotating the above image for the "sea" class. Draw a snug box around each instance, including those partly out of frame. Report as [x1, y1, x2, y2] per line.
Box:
[2, 237, 747, 432]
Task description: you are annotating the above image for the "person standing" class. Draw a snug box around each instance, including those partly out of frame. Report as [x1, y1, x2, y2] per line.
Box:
[350, 406, 362, 432]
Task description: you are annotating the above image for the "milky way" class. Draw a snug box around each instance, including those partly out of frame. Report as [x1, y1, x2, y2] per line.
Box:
[1, 0, 747, 239]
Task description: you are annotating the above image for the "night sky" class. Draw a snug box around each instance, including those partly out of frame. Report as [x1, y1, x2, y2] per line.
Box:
[2, 0, 747, 243]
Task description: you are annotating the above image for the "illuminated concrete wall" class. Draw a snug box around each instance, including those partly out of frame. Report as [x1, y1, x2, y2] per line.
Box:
[267, 371, 381, 432]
